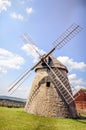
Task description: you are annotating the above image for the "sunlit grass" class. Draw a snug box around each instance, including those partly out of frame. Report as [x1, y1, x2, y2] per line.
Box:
[0, 107, 86, 130]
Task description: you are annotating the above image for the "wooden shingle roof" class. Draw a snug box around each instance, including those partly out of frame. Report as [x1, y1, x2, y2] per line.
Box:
[35, 55, 68, 72]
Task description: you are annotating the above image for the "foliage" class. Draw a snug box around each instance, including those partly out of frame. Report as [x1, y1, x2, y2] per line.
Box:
[0, 107, 86, 130]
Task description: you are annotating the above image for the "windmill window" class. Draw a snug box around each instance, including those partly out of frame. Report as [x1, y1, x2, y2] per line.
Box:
[46, 82, 50, 87]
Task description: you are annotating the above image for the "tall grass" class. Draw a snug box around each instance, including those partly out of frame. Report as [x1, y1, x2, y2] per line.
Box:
[0, 107, 86, 130]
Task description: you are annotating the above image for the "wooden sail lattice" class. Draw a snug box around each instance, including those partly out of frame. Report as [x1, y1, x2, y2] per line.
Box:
[48, 68, 74, 104]
[53, 23, 82, 49]
[8, 23, 82, 99]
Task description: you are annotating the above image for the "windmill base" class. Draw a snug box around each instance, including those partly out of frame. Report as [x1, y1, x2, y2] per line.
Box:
[24, 103, 77, 118]
[24, 86, 77, 118]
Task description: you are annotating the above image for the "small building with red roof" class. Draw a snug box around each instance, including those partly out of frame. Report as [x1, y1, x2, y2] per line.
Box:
[74, 89, 86, 112]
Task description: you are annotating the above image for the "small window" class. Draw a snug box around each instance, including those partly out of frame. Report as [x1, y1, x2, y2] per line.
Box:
[46, 82, 50, 87]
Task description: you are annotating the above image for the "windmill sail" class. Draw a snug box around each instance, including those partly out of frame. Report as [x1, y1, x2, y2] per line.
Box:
[48, 68, 74, 104]
[53, 23, 82, 49]
[8, 23, 82, 94]
[41, 58, 74, 104]
[8, 59, 42, 92]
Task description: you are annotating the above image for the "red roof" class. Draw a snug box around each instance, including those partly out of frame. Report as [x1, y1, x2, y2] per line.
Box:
[74, 89, 86, 101]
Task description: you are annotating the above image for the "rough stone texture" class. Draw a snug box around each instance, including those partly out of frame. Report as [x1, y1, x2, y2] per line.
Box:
[24, 56, 77, 118]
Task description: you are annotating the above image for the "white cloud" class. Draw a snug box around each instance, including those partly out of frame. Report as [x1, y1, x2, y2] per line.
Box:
[68, 73, 76, 80]
[20, 0, 25, 4]
[0, 0, 11, 13]
[0, 48, 25, 74]
[68, 73, 86, 93]
[10, 12, 24, 21]
[21, 43, 45, 63]
[20, 0, 33, 5]
[26, 7, 33, 14]
[57, 56, 86, 71]
[68, 74, 86, 86]
[8, 85, 30, 99]
[57, 56, 86, 93]
[15, 85, 31, 98]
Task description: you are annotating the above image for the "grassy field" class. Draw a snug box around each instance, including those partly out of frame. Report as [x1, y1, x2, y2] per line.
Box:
[0, 107, 86, 130]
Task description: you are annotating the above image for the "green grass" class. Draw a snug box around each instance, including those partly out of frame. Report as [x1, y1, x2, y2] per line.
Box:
[0, 107, 86, 130]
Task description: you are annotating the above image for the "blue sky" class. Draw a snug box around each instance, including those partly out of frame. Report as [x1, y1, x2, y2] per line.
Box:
[0, 0, 86, 99]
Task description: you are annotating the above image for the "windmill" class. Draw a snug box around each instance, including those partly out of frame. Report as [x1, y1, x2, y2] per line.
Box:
[8, 23, 82, 118]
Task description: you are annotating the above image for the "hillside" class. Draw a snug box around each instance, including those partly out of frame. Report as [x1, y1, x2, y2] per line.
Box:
[0, 96, 26, 107]
[0, 96, 26, 102]
[0, 107, 86, 130]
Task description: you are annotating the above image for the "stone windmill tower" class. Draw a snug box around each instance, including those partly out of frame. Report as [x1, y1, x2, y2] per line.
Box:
[24, 55, 77, 118]
[8, 23, 82, 118]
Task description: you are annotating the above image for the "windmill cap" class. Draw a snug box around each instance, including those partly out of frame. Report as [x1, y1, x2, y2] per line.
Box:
[35, 55, 68, 73]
